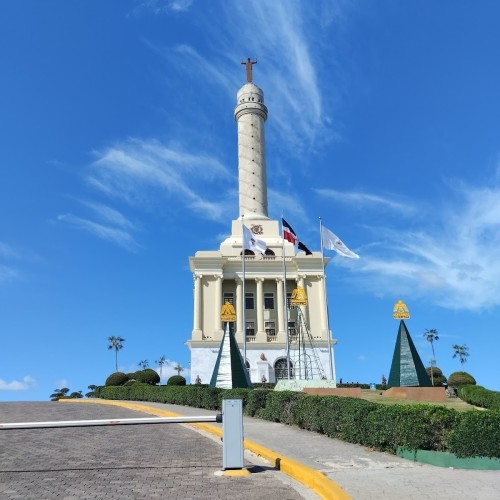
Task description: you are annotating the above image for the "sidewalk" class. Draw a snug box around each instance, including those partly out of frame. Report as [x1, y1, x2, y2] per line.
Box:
[100, 399, 500, 500]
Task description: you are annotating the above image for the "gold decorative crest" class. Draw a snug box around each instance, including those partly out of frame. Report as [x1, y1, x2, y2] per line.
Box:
[393, 299, 410, 319]
[220, 301, 236, 322]
[251, 224, 263, 235]
[291, 286, 308, 306]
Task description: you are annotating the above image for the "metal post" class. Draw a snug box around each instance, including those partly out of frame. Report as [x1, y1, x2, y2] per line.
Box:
[222, 399, 244, 470]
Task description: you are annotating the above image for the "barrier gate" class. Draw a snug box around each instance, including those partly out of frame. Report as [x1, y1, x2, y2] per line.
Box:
[0, 399, 245, 470]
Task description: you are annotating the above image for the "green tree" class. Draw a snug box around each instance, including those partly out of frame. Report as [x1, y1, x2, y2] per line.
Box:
[452, 344, 470, 365]
[423, 328, 439, 384]
[155, 355, 168, 381]
[50, 387, 69, 401]
[108, 336, 125, 371]
[138, 359, 149, 369]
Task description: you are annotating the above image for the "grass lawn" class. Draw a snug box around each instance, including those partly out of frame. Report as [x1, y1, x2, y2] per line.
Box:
[359, 389, 477, 411]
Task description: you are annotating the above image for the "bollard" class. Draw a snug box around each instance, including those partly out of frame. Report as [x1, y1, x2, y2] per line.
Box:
[222, 398, 244, 470]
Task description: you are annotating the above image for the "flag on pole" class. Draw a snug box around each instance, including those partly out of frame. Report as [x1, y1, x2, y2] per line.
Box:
[243, 224, 267, 254]
[282, 218, 312, 255]
[321, 225, 359, 259]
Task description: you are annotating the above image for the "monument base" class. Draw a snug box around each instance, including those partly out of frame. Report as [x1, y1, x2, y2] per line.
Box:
[303, 387, 362, 398]
[383, 386, 447, 401]
[274, 379, 337, 392]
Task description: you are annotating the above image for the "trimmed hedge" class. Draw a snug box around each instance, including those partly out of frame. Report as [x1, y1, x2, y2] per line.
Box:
[448, 371, 476, 387]
[105, 372, 128, 386]
[459, 385, 500, 410]
[135, 369, 160, 385]
[94, 385, 500, 458]
[167, 375, 186, 386]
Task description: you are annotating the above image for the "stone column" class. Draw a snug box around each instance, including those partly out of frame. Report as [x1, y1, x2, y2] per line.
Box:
[214, 275, 223, 335]
[235, 278, 243, 336]
[193, 275, 202, 332]
[276, 278, 285, 336]
[318, 275, 328, 337]
[256, 278, 264, 337]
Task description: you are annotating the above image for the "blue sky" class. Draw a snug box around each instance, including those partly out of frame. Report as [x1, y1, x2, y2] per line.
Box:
[2, 0, 500, 401]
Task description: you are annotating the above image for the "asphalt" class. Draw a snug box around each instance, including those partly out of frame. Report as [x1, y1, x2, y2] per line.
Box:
[2, 399, 500, 499]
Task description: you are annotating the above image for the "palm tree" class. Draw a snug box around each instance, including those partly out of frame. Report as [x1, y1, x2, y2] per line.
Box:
[423, 328, 439, 385]
[108, 336, 125, 371]
[155, 355, 168, 380]
[138, 359, 149, 369]
[452, 344, 470, 365]
[174, 363, 184, 376]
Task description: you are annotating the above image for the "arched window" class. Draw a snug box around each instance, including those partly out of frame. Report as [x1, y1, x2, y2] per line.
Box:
[274, 358, 294, 380]
[240, 249, 255, 256]
[264, 248, 275, 256]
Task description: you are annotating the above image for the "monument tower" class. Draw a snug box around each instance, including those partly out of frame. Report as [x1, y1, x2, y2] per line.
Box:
[187, 60, 336, 384]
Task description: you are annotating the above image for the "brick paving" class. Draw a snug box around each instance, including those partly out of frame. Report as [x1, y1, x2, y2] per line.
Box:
[0, 403, 305, 500]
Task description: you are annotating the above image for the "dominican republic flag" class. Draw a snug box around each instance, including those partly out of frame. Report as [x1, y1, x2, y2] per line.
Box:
[282, 218, 312, 255]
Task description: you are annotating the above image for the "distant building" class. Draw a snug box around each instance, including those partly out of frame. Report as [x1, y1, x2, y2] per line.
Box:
[187, 63, 336, 384]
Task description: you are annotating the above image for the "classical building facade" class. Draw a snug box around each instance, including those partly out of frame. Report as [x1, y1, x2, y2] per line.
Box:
[187, 62, 336, 384]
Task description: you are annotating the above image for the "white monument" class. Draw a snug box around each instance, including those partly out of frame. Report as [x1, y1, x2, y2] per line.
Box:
[188, 60, 337, 384]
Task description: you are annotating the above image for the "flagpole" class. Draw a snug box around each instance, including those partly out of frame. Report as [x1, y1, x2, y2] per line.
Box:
[320, 217, 334, 381]
[281, 215, 291, 380]
[242, 215, 247, 371]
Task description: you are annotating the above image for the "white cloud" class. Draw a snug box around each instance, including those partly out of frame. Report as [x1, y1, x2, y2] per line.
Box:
[88, 138, 234, 222]
[0, 376, 36, 391]
[347, 182, 500, 311]
[134, 0, 193, 15]
[314, 188, 417, 215]
[57, 213, 140, 252]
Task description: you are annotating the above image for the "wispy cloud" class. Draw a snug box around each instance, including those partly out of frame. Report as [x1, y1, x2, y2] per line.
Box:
[152, 1, 346, 152]
[88, 138, 234, 222]
[314, 188, 417, 215]
[0, 376, 36, 391]
[134, 0, 193, 15]
[346, 181, 500, 311]
[57, 213, 140, 252]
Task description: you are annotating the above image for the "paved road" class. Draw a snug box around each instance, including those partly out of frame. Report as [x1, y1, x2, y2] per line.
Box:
[0, 402, 309, 500]
[130, 401, 500, 500]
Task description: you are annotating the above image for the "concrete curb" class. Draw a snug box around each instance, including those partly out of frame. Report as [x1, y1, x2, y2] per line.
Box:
[61, 399, 351, 500]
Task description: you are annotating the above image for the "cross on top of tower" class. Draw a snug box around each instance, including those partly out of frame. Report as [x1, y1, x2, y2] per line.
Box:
[241, 58, 257, 82]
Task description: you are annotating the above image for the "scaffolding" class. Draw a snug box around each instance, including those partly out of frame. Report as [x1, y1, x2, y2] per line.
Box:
[289, 307, 327, 380]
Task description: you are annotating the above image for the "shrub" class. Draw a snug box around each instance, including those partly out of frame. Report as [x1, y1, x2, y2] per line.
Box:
[167, 375, 186, 386]
[458, 385, 500, 410]
[426, 367, 447, 387]
[448, 371, 476, 388]
[135, 369, 160, 385]
[447, 410, 500, 458]
[105, 372, 129, 386]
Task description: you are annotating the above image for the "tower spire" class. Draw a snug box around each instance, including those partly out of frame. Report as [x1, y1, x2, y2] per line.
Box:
[234, 59, 269, 220]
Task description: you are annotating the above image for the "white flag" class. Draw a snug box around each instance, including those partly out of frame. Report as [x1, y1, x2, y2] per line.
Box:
[321, 225, 359, 259]
[243, 224, 267, 255]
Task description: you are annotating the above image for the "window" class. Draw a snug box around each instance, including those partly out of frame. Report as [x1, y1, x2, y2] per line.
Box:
[286, 292, 295, 309]
[287, 321, 296, 337]
[223, 292, 234, 305]
[245, 321, 255, 337]
[265, 321, 276, 336]
[245, 292, 254, 310]
[274, 358, 294, 380]
[264, 292, 274, 310]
